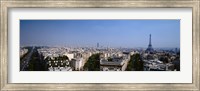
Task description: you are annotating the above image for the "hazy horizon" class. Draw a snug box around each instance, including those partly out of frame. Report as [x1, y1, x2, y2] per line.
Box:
[20, 20, 180, 48]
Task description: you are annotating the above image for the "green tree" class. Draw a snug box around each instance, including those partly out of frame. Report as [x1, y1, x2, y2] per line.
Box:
[63, 55, 69, 60]
[83, 53, 100, 71]
[159, 56, 169, 63]
[27, 48, 47, 71]
[126, 54, 144, 71]
[133, 54, 143, 71]
[107, 57, 112, 61]
[126, 55, 134, 71]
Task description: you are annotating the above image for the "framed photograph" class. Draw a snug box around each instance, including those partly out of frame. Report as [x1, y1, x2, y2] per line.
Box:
[0, 0, 199, 90]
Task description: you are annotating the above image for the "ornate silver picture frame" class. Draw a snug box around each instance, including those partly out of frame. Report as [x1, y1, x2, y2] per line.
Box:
[0, 0, 199, 90]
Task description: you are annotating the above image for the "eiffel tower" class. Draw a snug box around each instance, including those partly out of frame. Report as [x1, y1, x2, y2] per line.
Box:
[145, 34, 154, 53]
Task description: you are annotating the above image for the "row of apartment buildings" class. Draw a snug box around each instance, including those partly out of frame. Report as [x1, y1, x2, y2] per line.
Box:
[37, 47, 135, 71]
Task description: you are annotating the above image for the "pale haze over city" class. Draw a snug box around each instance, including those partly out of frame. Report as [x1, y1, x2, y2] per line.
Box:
[20, 20, 180, 48]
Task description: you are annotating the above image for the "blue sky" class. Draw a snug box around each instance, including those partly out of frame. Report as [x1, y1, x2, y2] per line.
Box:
[20, 20, 180, 48]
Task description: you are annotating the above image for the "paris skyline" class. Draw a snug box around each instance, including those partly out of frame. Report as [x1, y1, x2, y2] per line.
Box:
[20, 20, 180, 48]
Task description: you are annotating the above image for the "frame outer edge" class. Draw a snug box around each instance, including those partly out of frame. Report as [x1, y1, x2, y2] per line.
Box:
[193, 0, 200, 90]
[1, 1, 8, 91]
[198, 0, 200, 90]
[0, 0, 200, 91]
[0, 0, 2, 90]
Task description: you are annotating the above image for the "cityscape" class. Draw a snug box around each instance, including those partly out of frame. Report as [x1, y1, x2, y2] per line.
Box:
[20, 20, 180, 71]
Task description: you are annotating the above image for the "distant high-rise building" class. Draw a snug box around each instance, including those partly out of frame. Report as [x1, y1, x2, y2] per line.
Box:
[97, 43, 99, 48]
[145, 34, 154, 53]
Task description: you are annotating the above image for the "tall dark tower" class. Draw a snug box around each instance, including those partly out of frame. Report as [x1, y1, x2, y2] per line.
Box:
[97, 43, 99, 48]
[148, 34, 152, 48]
[145, 34, 154, 53]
